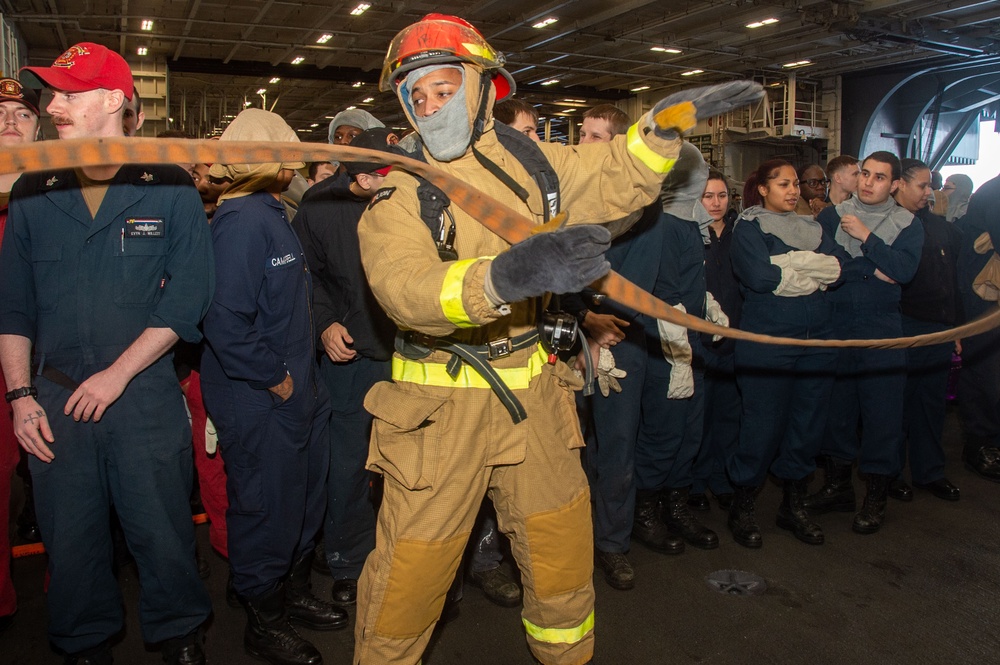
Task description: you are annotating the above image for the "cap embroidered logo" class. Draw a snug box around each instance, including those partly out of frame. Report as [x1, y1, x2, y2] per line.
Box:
[54, 44, 92, 68]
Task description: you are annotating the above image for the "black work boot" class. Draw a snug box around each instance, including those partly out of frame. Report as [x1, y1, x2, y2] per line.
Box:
[63, 640, 114, 665]
[162, 632, 206, 665]
[594, 549, 635, 591]
[286, 550, 349, 631]
[64, 641, 113, 665]
[802, 455, 856, 514]
[244, 584, 322, 665]
[853, 474, 890, 535]
[631, 490, 684, 554]
[660, 488, 719, 550]
[775, 479, 824, 545]
[727, 485, 762, 549]
[468, 566, 522, 607]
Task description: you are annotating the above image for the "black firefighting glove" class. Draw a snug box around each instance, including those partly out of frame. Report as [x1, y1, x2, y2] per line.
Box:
[488, 225, 611, 304]
[648, 80, 765, 139]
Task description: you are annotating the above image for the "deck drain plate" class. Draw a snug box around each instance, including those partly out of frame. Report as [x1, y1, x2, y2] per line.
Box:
[705, 569, 767, 596]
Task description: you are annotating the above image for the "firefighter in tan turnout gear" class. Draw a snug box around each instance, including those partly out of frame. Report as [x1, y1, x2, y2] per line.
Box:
[355, 13, 764, 665]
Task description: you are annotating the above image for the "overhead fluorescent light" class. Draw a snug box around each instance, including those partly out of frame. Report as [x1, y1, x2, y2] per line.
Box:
[269, 77, 281, 84]
[631, 85, 650, 92]
[297, 128, 310, 132]
[291, 56, 305, 65]
[680, 69, 703, 76]
[136, 47, 148, 56]
[350, 3, 371, 16]
[782, 59, 813, 68]
[650, 46, 682, 54]
[532, 17, 558, 29]
[362, 97, 374, 103]
[244, 100, 252, 106]
[345, 105, 357, 110]
[540, 79, 560, 86]
[257, 88, 267, 95]
[746, 17, 779, 28]
[316, 34, 333, 44]
[141, 20, 154, 31]
[561, 98, 587, 103]
[310, 123, 320, 128]
[352, 81, 364, 88]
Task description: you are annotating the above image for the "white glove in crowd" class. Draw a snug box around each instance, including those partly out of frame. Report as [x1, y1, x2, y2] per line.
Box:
[657, 303, 694, 399]
[769, 251, 841, 297]
[596, 346, 627, 397]
[704, 291, 730, 342]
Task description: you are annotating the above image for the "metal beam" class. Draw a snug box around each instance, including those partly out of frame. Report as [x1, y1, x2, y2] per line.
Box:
[928, 108, 980, 170]
[172, 0, 202, 62]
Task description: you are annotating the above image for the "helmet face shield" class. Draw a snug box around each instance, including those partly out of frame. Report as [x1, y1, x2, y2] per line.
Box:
[380, 14, 508, 93]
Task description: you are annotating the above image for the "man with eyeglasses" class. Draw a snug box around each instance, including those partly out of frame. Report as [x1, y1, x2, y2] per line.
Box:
[795, 164, 830, 217]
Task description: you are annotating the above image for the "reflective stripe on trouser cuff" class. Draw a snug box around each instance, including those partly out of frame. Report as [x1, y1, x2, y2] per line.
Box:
[626, 123, 677, 174]
[523, 610, 595, 645]
[439, 258, 481, 328]
[392, 344, 548, 390]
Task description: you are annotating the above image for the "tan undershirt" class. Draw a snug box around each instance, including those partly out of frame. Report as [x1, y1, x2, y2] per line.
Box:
[0, 191, 10, 209]
[74, 169, 115, 219]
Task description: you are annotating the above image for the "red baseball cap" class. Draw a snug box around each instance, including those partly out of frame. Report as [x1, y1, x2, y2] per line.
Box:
[20, 42, 133, 99]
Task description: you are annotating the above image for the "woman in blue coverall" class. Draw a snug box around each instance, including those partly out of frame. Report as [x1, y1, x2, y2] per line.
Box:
[725, 159, 844, 548]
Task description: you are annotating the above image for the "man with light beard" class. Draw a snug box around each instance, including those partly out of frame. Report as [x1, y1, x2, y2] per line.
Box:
[1, 43, 213, 664]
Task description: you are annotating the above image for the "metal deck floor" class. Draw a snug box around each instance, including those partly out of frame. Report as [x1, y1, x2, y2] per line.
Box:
[5, 408, 1000, 664]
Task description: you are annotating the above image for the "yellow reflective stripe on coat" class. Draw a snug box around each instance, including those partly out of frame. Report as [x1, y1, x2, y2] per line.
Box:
[392, 345, 548, 390]
[522, 610, 595, 645]
[626, 123, 676, 174]
[439, 259, 480, 328]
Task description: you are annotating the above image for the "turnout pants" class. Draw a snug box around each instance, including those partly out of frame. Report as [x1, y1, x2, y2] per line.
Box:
[355, 366, 595, 665]
[31, 357, 211, 654]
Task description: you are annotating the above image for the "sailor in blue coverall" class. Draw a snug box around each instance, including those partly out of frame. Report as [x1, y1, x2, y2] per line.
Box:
[635, 142, 723, 554]
[725, 159, 844, 548]
[198, 108, 346, 665]
[810, 151, 923, 535]
[0, 163, 215, 657]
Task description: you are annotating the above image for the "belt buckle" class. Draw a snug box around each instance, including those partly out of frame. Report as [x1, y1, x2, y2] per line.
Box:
[487, 337, 512, 360]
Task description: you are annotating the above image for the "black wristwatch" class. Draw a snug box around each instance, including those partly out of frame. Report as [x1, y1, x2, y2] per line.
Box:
[574, 308, 591, 327]
[4, 386, 38, 403]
